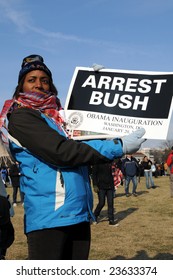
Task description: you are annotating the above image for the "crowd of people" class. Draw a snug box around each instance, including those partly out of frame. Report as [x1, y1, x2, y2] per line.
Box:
[90, 152, 173, 228]
[0, 162, 24, 207]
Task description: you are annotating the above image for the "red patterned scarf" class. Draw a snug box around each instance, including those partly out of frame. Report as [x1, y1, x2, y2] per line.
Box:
[0, 91, 65, 130]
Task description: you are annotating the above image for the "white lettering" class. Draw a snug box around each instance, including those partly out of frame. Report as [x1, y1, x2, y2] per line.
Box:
[89, 91, 103, 105]
[104, 92, 119, 107]
[138, 79, 152, 93]
[153, 79, 167, 93]
[119, 95, 133, 109]
[89, 91, 148, 111]
[82, 74, 167, 94]
[111, 77, 126, 91]
[133, 96, 149, 110]
[97, 76, 112, 89]
[125, 78, 138, 92]
[82, 75, 96, 88]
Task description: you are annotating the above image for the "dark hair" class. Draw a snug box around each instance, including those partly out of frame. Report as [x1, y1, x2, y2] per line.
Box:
[13, 75, 58, 98]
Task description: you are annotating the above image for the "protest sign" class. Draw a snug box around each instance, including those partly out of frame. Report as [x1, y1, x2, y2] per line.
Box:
[64, 67, 173, 140]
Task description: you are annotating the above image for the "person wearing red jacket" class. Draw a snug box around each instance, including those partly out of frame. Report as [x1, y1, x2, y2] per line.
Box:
[166, 146, 173, 197]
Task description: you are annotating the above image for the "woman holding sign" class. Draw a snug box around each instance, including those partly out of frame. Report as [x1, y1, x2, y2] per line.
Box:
[0, 54, 145, 260]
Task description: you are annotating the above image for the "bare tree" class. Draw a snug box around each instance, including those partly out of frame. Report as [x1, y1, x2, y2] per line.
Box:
[150, 139, 173, 163]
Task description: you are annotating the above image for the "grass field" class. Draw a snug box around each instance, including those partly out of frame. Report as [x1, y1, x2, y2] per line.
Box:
[5, 175, 173, 260]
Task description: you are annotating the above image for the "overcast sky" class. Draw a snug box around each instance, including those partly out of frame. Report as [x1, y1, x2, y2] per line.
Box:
[0, 0, 173, 148]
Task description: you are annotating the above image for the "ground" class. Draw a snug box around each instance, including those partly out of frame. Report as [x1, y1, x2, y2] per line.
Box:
[5, 175, 173, 260]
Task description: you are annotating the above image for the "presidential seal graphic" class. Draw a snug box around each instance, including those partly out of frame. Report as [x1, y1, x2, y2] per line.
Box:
[68, 112, 83, 128]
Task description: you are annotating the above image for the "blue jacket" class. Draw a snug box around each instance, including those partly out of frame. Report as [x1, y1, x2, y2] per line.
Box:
[121, 156, 139, 177]
[8, 108, 123, 233]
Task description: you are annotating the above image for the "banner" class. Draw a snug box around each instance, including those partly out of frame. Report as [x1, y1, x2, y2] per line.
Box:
[65, 67, 173, 140]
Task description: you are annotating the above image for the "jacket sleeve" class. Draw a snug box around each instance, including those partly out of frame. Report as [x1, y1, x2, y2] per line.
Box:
[121, 160, 126, 175]
[8, 108, 123, 168]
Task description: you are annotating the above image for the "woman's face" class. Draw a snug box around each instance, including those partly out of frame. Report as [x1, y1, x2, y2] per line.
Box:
[22, 70, 50, 93]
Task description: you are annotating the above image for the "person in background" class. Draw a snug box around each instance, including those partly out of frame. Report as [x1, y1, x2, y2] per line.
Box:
[121, 154, 139, 197]
[112, 160, 123, 197]
[159, 162, 165, 176]
[9, 162, 24, 207]
[141, 156, 155, 189]
[92, 162, 119, 226]
[152, 160, 158, 178]
[0, 54, 145, 260]
[166, 146, 173, 197]
[0, 166, 8, 185]
[164, 161, 168, 176]
[0, 177, 15, 260]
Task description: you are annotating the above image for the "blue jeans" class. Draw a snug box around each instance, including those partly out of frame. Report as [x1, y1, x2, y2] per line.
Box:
[125, 175, 137, 194]
[144, 170, 155, 189]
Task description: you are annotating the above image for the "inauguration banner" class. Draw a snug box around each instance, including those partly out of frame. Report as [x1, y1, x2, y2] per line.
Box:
[64, 67, 173, 140]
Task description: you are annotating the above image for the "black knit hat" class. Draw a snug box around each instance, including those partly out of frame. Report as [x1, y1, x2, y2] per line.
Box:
[18, 54, 52, 83]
